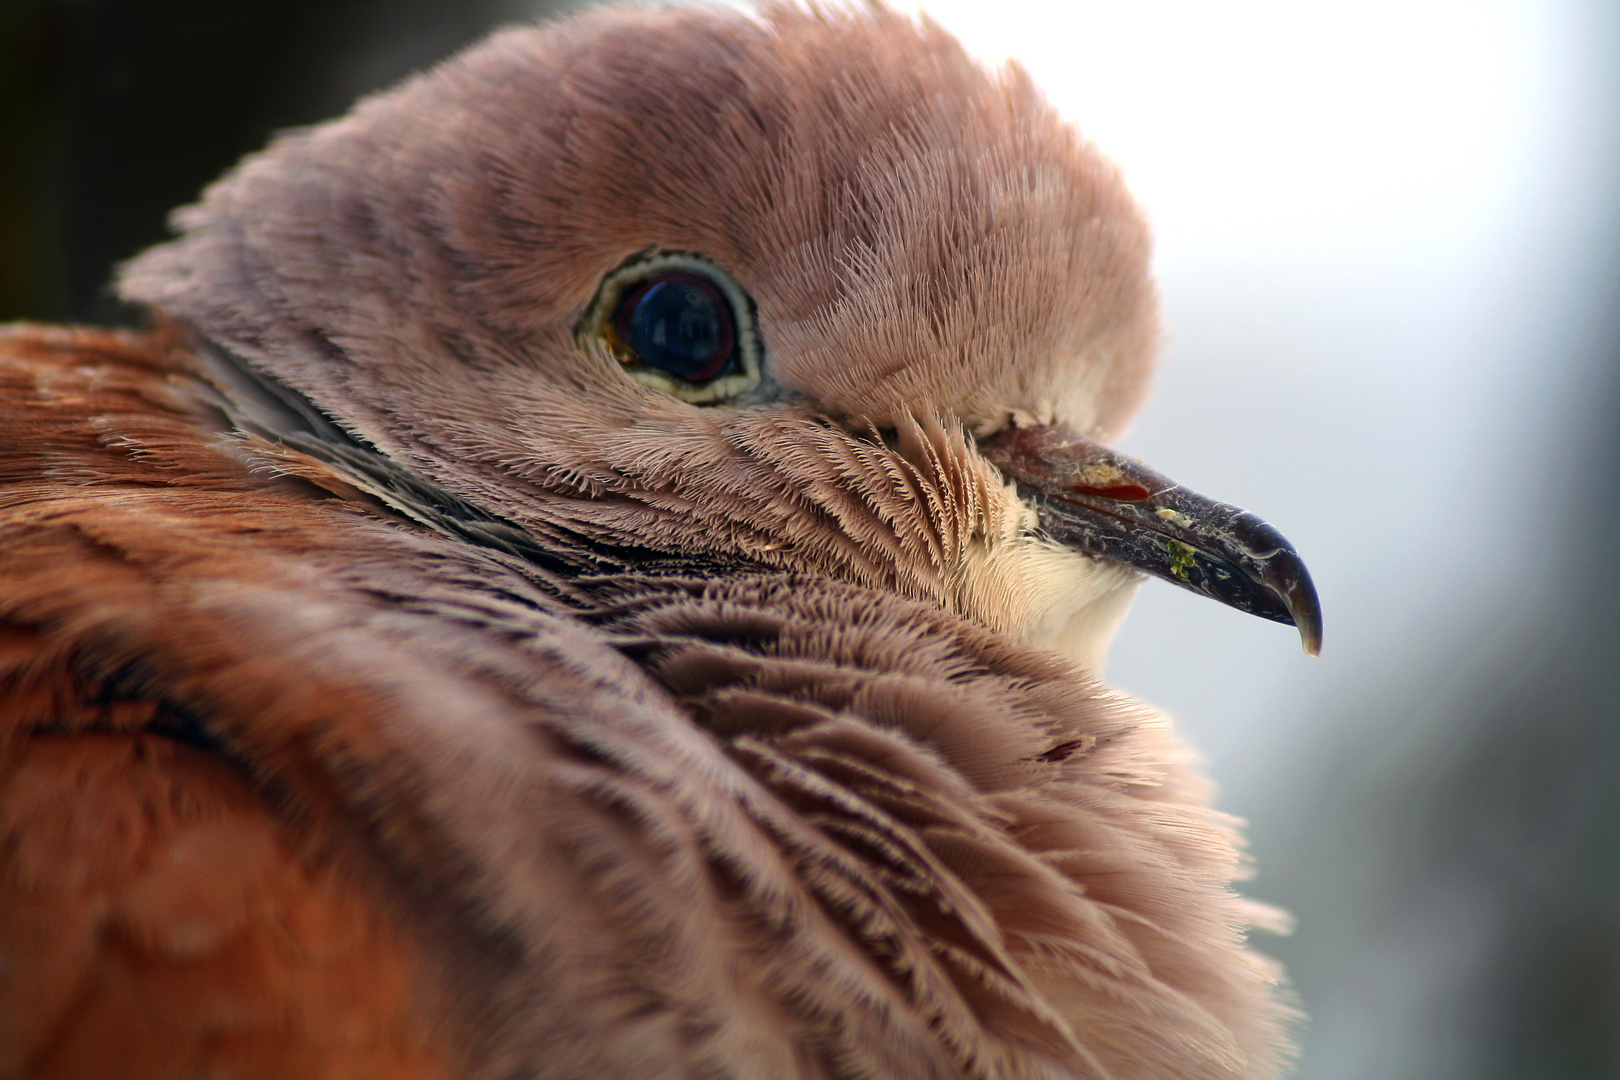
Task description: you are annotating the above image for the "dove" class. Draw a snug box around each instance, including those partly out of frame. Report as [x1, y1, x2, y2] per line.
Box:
[0, 5, 1317, 1078]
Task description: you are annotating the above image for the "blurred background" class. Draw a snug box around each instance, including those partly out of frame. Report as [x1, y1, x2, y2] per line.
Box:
[3, 1, 1616, 1076]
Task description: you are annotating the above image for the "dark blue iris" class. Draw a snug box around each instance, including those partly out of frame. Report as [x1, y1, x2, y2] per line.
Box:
[615, 273, 738, 384]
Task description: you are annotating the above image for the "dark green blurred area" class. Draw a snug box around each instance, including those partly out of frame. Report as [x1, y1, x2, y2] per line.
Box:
[0, 0, 580, 325]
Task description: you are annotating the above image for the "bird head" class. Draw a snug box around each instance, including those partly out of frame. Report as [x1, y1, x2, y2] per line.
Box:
[119, 2, 1319, 672]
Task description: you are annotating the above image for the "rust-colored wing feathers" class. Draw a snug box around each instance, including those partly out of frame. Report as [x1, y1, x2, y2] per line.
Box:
[0, 327, 455, 1079]
[1, 733, 451, 1080]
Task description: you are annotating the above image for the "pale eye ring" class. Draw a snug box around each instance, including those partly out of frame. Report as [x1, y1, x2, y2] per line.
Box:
[581, 250, 762, 404]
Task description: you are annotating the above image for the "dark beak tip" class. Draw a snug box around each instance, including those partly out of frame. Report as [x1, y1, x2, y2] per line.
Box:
[1286, 578, 1324, 657]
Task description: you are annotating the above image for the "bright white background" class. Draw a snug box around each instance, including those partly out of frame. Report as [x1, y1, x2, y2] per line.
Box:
[905, 3, 1620, 1077]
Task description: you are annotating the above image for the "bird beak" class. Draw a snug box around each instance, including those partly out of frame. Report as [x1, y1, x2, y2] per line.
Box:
[978, 424, 1323, 655]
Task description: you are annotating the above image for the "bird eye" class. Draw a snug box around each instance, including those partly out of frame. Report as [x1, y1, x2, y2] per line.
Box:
[582, 251, 762, 404]
[613, 274, 736, 383]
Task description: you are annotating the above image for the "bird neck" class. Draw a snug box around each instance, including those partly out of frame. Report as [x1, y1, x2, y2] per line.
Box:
[193, 336, 774, 588]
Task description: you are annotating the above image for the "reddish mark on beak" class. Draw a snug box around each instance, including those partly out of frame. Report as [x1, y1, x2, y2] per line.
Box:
[1067, 482, 1153, 502]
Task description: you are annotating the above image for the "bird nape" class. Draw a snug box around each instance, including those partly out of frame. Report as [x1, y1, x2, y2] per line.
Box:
[0, 4, 1319, 1079]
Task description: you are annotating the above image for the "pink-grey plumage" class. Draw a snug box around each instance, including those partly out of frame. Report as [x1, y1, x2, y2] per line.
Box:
[0, 4, 1315, 1078]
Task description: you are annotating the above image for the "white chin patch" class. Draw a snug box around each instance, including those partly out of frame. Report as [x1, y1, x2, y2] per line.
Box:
[1014, 541, 1143, 674]
[956, 525, 1144, 675]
